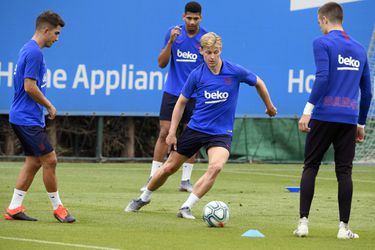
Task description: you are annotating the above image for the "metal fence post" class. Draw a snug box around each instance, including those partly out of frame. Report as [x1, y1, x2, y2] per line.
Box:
[96, 116, 104, 162]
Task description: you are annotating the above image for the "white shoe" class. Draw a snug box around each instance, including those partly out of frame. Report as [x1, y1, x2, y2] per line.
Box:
[177, 207, 195, 219]
[337, 222, 359, 239]
[293, 217, 308, 237]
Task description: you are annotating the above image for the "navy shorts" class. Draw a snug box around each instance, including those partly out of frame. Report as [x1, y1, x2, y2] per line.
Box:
[159, 92, 196, 124]
[11, 123, 54, 156]
[176, 127, 232, 158]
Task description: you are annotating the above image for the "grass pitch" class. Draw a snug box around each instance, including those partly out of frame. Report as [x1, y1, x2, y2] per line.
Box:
[0, 162, 374, 250]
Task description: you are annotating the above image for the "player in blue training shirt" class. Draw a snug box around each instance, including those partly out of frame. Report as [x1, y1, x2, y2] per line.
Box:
[294, 2, 372, 239]
[5, 11, 75, 223]
[139, 1, 208, 193]
[125, 32, 277, 218]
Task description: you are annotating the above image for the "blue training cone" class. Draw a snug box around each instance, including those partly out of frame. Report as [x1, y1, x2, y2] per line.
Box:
[241, 229, 265, 238]
[286, 186, 300, 192]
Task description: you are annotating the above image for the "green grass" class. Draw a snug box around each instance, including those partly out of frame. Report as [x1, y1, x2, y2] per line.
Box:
[0, 162, 374, 250]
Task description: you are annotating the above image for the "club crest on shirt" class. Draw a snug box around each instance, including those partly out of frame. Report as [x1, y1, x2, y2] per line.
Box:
[224, 77, 232, 85]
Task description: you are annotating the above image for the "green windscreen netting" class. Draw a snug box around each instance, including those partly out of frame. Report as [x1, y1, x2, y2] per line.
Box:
[201, 118, 338, 163]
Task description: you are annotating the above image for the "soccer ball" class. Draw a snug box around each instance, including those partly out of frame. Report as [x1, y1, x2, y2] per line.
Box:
[202, 201, 229, 227]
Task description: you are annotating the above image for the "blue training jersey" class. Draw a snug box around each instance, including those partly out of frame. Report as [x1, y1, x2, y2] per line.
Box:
[163, 24, 207, 97]
[309, 30, 372, 125]
[182, 60, 257, 136]
[9, 40, 48, 127]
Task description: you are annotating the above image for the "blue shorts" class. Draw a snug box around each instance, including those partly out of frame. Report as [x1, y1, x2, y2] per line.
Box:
[176, 127, 232, 158]
[159, 91, 196, 124]
[11, 123, 54, 156]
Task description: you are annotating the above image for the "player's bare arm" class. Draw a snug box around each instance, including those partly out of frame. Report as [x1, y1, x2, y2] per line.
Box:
[158, 26, 181, 68]
[255, 77, 277, 117]
[24, 78, 56, 120]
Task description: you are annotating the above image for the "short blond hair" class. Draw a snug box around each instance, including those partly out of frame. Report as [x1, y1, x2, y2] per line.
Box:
[200, 32, 222, 49]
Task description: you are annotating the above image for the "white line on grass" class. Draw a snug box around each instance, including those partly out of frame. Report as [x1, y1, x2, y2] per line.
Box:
[0, 236, 122, 250]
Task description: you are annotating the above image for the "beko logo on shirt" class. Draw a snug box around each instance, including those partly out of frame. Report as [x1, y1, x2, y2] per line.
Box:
[337, 54, 360, 71]
[176, 49, 198, 62]
[204, 90, 229, 104]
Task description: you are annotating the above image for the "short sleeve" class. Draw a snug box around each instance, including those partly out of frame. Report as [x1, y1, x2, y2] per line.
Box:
[235, 64, 257, 86]
[24, 49, 43, 80]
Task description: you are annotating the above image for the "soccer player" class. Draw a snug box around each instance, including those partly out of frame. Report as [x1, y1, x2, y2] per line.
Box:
[126, 32, 277, 218]
[4, 11, 75, 223]
[293, 2, 372, 239]
[140, 1, 208, 193]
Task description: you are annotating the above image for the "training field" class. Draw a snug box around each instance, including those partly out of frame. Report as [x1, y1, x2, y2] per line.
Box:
[0, 162, 374, 250]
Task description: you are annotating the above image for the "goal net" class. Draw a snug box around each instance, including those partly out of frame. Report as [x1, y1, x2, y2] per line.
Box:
[355, 25, 375, 164]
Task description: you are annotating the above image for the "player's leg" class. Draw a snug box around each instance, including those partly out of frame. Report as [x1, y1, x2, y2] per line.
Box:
[140, 92, 176, 191]
[179, 98, 197, 192]
[125, 151, 188, 212]
[40, 150, 75, 223]
[5, 124, 43, 221]
[5, 156, 41, 221]
[333, 124, 358, 239]
[294, 120, 334, 236]
[178, 134, 231, 219]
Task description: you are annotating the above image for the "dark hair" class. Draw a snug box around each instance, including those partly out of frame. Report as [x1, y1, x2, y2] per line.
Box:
[318, 2, 343, 24]
[185, 1, 202, 14]
[36, 11, 65, 30]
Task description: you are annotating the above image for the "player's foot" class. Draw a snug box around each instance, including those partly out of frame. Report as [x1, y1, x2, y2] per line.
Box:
[4, 206, 37, 221]
[140, 177, 152, 192]
[293, 217, 308, 237]
[125, 198, 150, 212]
[54, 205, 76, 223]
[337, 221, 359, 239]
[177, 207, 195, 219]
[179, 180, 193, 192]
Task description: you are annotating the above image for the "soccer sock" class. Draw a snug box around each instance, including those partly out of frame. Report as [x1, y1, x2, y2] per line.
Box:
[9, 188, 27, 209]
[181, 163, 193, 181]
[150, 160, 163, 177]
[140, 188, 153, 202]
[181, 193, 200, 209]
[48, 191, 63, 210]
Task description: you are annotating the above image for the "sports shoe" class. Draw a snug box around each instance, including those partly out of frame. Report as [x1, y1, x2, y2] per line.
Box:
[4, 206, 37, 221]
[140, 177, 152, 192]
[54, 205, 76, 223]
[177, 207, 195, 219]
[337, 222, 359, 239]
[179, 180, 193, 192]
[125, 198, 150, 212]
[293, 217, 308, 237]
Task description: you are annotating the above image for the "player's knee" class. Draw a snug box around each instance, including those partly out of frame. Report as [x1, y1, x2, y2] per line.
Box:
[158, 127, 169, 140]
[43, 155, 57, 168]
[335, 166, 352, 181]
[161, 165, 178, 176]
[207, 163, 223, 177]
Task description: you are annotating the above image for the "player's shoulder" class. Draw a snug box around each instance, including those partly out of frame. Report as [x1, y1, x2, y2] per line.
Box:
[199, 26, 208, 34]
[347, 35, 366, 52]
[223, 60, 247, 73]
[313, 35, 329, 46]
[191, 62, 205, 75]
[22, 40, 42, 58]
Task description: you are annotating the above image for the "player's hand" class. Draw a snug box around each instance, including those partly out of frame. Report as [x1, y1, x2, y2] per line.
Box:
[356, 126, 365, 143]
[47, 104, 57, 120]
[298, 114, 311, 133]
[168, 26, 181, 44]
[266, 105, 277, 117]
[166, 133, 177, 153]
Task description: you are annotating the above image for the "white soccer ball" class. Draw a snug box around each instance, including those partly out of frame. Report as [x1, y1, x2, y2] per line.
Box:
[202, 201, 229, 227]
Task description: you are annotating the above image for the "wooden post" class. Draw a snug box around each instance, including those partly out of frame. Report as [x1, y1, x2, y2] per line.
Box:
[123, 117, 135, 157]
